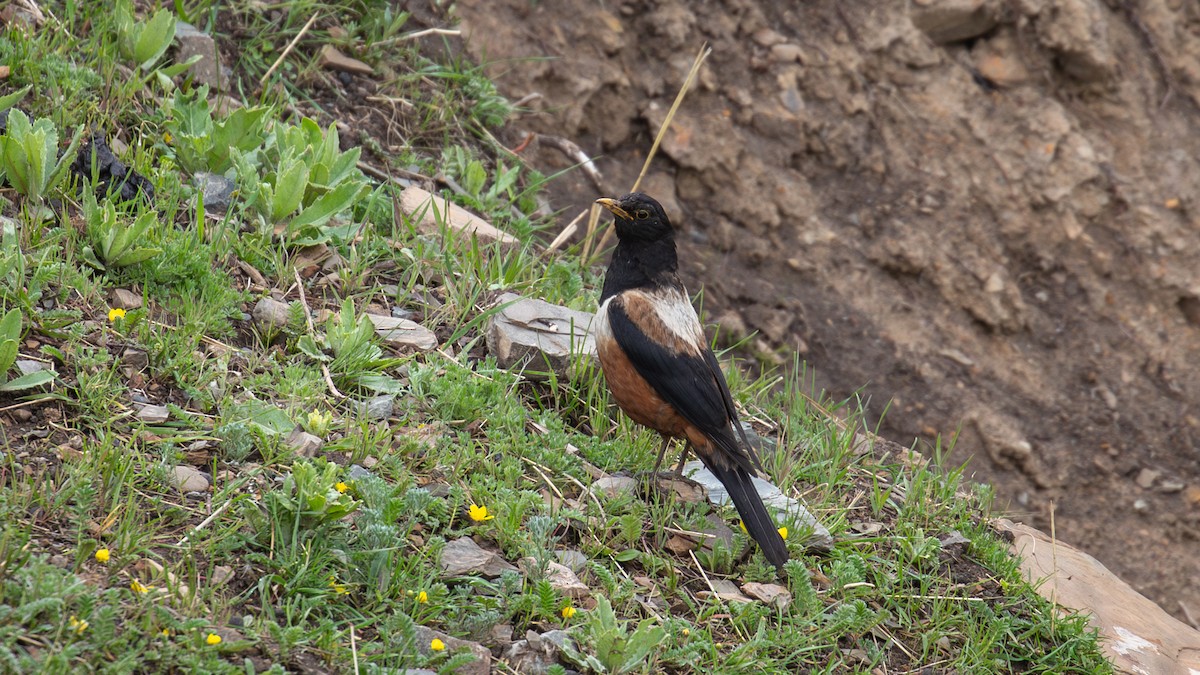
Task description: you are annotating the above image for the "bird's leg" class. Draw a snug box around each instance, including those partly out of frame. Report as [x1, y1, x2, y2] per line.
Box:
[651, 435, 673, 474]
[672, 442, 692, 477]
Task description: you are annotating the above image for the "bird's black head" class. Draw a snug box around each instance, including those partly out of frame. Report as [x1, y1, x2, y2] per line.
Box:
[596, 193, 673, 243]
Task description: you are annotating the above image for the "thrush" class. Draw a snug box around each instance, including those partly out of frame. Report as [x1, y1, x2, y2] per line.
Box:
[593, 192, 789, 570]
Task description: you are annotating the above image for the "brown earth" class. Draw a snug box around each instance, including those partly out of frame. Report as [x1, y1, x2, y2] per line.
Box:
[454, 0, 1200, 621]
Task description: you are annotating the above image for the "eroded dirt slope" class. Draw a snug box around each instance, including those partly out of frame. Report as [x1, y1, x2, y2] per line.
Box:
[457, 0, 1200, 618]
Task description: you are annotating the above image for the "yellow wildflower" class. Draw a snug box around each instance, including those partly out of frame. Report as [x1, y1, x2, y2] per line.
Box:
[777, 526, 789, 540]
[561, 605, 576, 620]
[68, 616, 88, 634]
[335, 481, 349, 494]
[131, 580, 152, 594]
[95, 548, 111, 563]
[206, 633, 222, 645]
[468, 504, 494, 522]
[738, 521, 747, 534]
[417, 590, 428, 603]
[430, 638, 445, 651]
[107, 308, 126, 322]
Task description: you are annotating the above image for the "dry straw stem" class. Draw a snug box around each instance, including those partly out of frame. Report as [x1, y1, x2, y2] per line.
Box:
[585, 43, 712, 264]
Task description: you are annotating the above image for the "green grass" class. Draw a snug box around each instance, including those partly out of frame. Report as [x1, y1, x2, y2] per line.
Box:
[0, 2, 1112, 673]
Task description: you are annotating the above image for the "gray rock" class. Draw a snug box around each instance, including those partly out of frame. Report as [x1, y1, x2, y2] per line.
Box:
[15, 360, 47, 376]
[741, 581, 792, 609]
[910, 0, 997, 44]
[174, 22, 221, 89]
[350, 394, 395, 420]
[486, 292, 597, 379]
[440, 537, 519, 578]
[590, 475, 638, 500]
[554, 549, 587, 573]
[251, 297, 291, 332]
[411, 626, 491, 675]
[683, 460, 833, 550]
[366, 314, 437, 351]
[505, 629, 572, 675]
[171, 465, 209, 492]
[135, 403, 169, 423]
[521, 558, 589, 598]
[193, 172, 238, 214]
[347, 464, 374, 481]
[109, 288, 143, 310]
[285, 427, 323, 457]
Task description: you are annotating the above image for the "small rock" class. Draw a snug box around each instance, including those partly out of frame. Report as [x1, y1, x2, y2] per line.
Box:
[399, 186, 518, 245]
[486, 292, 597, 379]
[555, 549, 587, 573]
[318, 44, 374, 75]
[504, 630, 569, 675]
[665, 535, 697, 555]
[135, 403, 169, 423]
[193, 172, 238, 214]
[910, 0, 996, 44]
[769, 43, 805, 64]
[440, 537, 519, 578]
[15, 359, 47, 376]
[10, 408, 31, 422]
[490, 624, 514, 646]
[521, 558, 589, 598]
[347, 464, 374, 481]
[120, 349, 149, 371]
[590, 475, 638, 499]
[653, 472, 707, 503]
[109, 288, 143, 310]
[366, 314, 437, 351]
[1135, 468, 1160, 490]
[349, 394, 395, 420]
[412, 626, 491, 675]
[741, 582, 792, 608]
[285, 427, 323, 457]
[697, 579, 752, 604]
[171, 465, 210, 492]
[174, 21, 221, 89]
[251, 297, 291, 332]
[1159, 480, 1185, 494]
[1133, 498, 1149, 512]
[211, 565, 235, 587]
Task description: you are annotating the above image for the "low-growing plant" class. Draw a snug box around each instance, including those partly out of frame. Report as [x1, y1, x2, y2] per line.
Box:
[0, 308, 55, 391]
[0, 109, 81, 203]
[297, 299, 405, 394]
[245, 458, 359, 548]
[561, 595, 666, 674]
[79, 191, 162, 270]
[164, 86, 270, 175]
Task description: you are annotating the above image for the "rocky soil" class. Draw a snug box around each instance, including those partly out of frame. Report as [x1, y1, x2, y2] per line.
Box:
[456, 0, 1200, 620]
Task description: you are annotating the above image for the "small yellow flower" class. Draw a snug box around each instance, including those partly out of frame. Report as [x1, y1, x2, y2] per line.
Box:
[468, 504, 494, 522]
[161, 628, 171, 637]
[430, 638, 445, 652]
[738, 521, 747, 534]
[95, 548, 111, 563]
[131, 580, 152, 594]
[163, 132, 173, 144]
[561, 605, 576, 620]
[329, 579, 349, 595]
[777, 526, 789, 540]
[107, 308, 126, 322]
[335, 481, 349, 494]
[417, 590, 428, 603]
[681, 628, 690, 637]
[68, 616, 88, 634]
[206, 633, 222, 645]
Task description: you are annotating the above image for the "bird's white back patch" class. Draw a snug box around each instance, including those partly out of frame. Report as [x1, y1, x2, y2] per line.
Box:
[647, 287, 704, 346]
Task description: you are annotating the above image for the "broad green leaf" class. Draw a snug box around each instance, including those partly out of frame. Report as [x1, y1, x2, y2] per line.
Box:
[270, 156, 309, 223]
[134, 9, 177, 69]
[0, 337, 17, 374]
[0, 370, 55, 392]
[287, 180, 364, 233]
[0, 308, 22, 342]
[0, 86, 30, 113]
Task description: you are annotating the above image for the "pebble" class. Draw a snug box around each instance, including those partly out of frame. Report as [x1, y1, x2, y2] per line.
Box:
[171, 465, 210, 492]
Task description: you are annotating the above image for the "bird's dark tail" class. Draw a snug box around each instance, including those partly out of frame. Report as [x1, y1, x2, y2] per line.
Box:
[704, 457, 789, 570]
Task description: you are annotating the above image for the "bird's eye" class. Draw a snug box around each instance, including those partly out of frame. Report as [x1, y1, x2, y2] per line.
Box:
[635, 209, 650, 219]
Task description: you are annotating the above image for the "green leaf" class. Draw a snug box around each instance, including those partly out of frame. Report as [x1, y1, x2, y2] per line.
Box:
[0, 85, 30, 113]
[133, 9, 177, 69]
[286, 180, 363, 234]
[270, 155, 309, 223]
[0, 308, 22, 342]
[0, 370, 55, 392]
[0, 338, 17, 375]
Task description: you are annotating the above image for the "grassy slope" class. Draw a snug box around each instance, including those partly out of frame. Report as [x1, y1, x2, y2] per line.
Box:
[0, 2, 1110, 673]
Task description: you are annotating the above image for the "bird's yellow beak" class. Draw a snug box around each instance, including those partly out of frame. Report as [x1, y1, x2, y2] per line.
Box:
[596, 197, 631, 220]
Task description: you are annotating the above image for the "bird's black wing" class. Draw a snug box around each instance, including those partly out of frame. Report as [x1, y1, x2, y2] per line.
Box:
[606, 296, 757, 472]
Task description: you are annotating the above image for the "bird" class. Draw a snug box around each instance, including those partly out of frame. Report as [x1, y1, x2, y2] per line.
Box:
[592, 192, 789, 570]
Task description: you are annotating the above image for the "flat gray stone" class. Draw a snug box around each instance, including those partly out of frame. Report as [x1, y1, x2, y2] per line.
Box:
[175, 21, 222, 89]
[486, 292, 597, 379]
[171, 465, 209, 492]
[193, 172, 237, 213]
[440, 537, 518, 578]
[683, 460, 832, 550]
[285, 427, 323, 457]
[366, 314, 437, 351]
[251, 297, 291, 332]
[400, 186, 517, 245]
[135, 403, 169, 423]
[590, 475, 638, 500]
[910, 0, 997, 44]
[411, 626, 490, 675]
